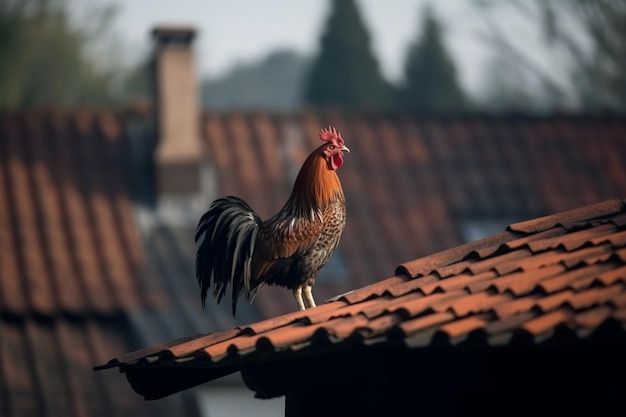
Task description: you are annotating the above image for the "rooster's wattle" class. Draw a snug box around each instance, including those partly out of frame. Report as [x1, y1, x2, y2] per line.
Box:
[195, 126, 350, 315]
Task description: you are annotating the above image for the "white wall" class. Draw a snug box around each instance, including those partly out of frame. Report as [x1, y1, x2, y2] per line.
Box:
[197, 377, 284, 417]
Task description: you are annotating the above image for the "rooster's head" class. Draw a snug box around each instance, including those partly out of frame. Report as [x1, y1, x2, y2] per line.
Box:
[320, 126, 350, 170]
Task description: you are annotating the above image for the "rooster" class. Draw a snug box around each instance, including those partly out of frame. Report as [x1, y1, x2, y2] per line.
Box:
[195, 126, 350, 316]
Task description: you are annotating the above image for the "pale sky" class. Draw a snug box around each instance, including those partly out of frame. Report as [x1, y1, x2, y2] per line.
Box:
[72, 0, 570, 97]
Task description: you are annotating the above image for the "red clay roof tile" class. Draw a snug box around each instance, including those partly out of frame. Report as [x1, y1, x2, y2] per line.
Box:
[331, 276, 407, 304]
[323, 314, 371, 339]
[591, 229, 626, 247]
[521, 308, 574, 336]
[558, 244, 615, 268]
[593, 264, 626, 286]
[535, 290, 576, 312]
[399, 311, 456, 336]
[423, 270, 496, 295]
[484, 310, 538, 335]
[447, 292, 512, 317]
[384, 274, 440, 297]
[254, 321, 327, 350]
[537, 262, 615, 293]
[362, 291, 423, 318]
[488, 264, 565, 295]
[565, 284, 624, 310]
[202, 337, 241, 360]
[564, 266, 625, 291]
[323, 297, 392, 320]
[438, 314, 491, 340]
[490, 296, 539, 319]
[574, 305, 613, 329]
[410, 290, 469, 315]
[610, 285, 626, 306]
[363, 313, 404, 338]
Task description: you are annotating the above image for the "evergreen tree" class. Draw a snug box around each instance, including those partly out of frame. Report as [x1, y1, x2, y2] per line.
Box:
[0, 0, 127, 110]
[397, 7, 467, 112]
[305, 0, 391, 110]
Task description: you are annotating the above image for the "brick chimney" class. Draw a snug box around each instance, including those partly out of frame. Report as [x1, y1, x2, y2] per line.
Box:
[152, 26, 203, 195]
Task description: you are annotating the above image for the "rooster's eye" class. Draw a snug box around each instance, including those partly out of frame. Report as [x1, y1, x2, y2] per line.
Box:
[329, 145, 335, 150]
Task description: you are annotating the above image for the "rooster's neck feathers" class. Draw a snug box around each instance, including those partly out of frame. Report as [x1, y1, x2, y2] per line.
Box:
[285, 146, 344, 218]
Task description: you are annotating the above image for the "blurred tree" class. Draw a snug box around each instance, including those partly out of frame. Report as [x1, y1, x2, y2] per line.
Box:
[396, 6, 467, 112]
[0, 0, 125, 110]
[202, 50, 310, 111]
[121, 55, 152, 103]
[476, 55, 534, 113]
[476, 0, 626, 113]
[304, 0, 391, 110]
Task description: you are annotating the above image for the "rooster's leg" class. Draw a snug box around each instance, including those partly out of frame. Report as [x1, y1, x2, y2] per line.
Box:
[303, 285, 316, 308]
[294, 286, 306, 310]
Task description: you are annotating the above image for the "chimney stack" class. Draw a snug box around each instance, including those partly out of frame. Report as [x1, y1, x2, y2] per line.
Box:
[152, 26, 202, 195]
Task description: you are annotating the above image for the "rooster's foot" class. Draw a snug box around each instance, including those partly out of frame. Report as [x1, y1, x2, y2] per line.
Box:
[294, 287, 306, 310]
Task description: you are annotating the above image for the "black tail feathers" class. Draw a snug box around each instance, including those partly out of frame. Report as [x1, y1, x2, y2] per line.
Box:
[195, 196, 261, 316]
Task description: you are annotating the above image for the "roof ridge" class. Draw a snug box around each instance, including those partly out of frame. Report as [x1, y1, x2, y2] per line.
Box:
[508, 199, 625, 234]
[395, 231, 519, 278]
[395, 199, 626, 280]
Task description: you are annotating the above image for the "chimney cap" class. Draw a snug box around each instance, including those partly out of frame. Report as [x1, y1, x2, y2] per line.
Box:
[152, 26, 196, 44]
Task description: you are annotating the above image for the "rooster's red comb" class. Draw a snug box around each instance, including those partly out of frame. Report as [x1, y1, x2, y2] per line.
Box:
[319, 126, 344, 147]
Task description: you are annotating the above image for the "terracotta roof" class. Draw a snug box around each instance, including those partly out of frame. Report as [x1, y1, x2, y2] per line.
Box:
[0, 110, 183, 417]
[200, 112, 626, 317]
[96, 199, 626, 400]
[0, 110, 163, 317]
[0, 317, 184, 417]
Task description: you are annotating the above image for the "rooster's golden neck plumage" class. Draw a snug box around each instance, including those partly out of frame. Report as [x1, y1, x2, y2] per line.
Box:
[285, 143, 346, 219]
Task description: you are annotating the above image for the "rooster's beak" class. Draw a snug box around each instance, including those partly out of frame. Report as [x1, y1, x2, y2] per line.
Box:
[340, 145, 350, 153]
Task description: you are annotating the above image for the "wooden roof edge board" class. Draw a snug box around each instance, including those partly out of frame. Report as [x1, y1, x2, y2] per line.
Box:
[395, 231, 520, 278]
[508, 199, 625, 234]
